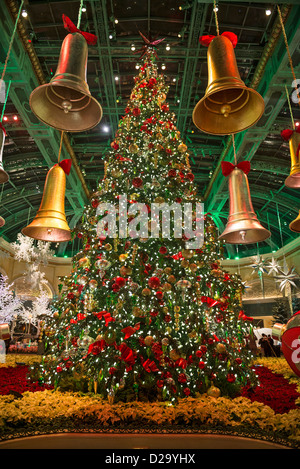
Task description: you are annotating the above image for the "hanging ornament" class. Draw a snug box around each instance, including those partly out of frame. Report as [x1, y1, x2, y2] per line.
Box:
[250, 254, 269, 298]
[267, 256, 281, 276]
[193, 17, 264, 135]
[29, 15, 102, 132]
[272, 311, 300, 377]
[218, 156, 270, 244]
[0, 124, 9, 184]
[281, 126, 300, 189]
[22, 158, 72, 242]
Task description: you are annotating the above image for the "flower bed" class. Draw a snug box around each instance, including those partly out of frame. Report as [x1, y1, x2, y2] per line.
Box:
[0, 356, 299, 447]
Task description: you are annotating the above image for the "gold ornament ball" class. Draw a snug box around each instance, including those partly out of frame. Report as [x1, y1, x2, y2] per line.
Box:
[164, 267, 172, 275]
[178, 143, 188, 153]
[182, 249, 194, 259]
[168, 275, 176, 284]
[170, 349, 180, 361]
[174, 305, 181, 313]
[144, 335, 154, 346]
[207, 386, 221, 398]
[119, 254, 128, 262]
[142, 287, 151, 296]
[129, 143, 139, 153]
[105, 243, 112, 251]
[120, 266, 132, 276]
[189, 263, 198, 272]
[216, 343, 227, 354]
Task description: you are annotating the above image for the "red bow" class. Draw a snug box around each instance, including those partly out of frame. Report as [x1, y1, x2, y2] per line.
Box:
[119, 342, 136, 366]
[94, 310, 115, 327]
[199, 31, 238, 48]
[142, 359, 159, 373]
[62, 15, 98, 45]
[175, 358, 187, 369]
[238, 310, 253, 321]
[200, 296, 220, 308]
[221, 161, 251, 177]
[281, 126, 300, 142]
[55, 159, 72, 175]
[121, 323, 140, 339]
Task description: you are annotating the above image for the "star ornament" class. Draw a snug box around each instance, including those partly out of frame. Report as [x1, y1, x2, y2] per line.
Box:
[250, 255, 269, 276]
[267, 257, 281, 276]
[274, 266, 300, 291]
[135, 31, 165, 58]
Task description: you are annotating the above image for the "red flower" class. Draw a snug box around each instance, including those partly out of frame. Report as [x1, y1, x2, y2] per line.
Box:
[148, 276, 160, 289]
[92, 199, 99, 208]
[132, 177, 143, 188]
[168, 169, 176, 177]
[196, 350, 203, 358]
[112, 283, 120, 292]
[198, 361, 205, 369]
[178, 372, 187, 383]
[183, 387, 190, 396]
[157, 379, 164, 388]
[115, 277, 126, 287]
[132, 107, 141, 116]
[164, 314, 171, 323]
[156, 291, 163, 299]
[159, 246, 168, 255]
[109, 367, 117, 375]
[186, 173, 194, 181]
[227, 373, 236, 383]
[235, 357, 242, 365]
[56, 366, 63, 373]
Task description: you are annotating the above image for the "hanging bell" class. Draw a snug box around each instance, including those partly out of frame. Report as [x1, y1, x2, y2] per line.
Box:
[193, 35, 265, 135]
[289, 210, 300, 233]
[285, 131, 300, 188]
[219, 163, 271, 244]
[0, 125, 9, 184]
[29, 33, 102, 132]
[22, 162, 71, 242]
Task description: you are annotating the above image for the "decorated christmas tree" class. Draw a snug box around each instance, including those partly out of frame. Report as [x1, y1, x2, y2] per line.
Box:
[38, 45, 257, 402]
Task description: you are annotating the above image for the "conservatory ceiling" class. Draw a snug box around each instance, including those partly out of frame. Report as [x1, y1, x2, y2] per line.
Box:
[0, 0, 300, 258]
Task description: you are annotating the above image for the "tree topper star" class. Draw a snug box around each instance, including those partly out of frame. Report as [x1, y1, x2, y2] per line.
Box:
[135, 31, 165, 58]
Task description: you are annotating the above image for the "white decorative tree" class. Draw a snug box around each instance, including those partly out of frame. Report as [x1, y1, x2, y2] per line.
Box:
[21, 293, 52, 335]
[0, 275, 23, 324]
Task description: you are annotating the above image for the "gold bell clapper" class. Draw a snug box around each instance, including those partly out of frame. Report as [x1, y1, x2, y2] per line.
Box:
[29, 27, 102, 132]
[193, 32, 265, 135]
[219, 161, 271, 244]
[22, 159, 72, 242]
[0, 216, 5, 228]
[0, 124, 9, 184]
[281, 127, 300, 189]
[289, 210, 300, 233]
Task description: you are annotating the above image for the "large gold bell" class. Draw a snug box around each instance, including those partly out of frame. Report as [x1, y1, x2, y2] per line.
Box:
[22, 164, 71, 242]
[193, 35, 265, 135]
[285, 132, 300, 188]
[0, 126, 9, 184]
[219, 166, 270, 244]
[29, 33, 102, 132]
[289, 210, 300, 233]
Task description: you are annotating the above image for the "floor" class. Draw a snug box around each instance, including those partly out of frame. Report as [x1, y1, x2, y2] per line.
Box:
[0, 433, 290, 449]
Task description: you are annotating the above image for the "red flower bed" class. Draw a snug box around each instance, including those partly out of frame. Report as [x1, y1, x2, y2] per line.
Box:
[0, 366, 53, 396]
[241, 365, 300, 414]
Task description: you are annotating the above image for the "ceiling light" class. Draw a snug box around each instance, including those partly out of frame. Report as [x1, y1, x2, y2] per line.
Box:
[166, 44, 170, 51]
[173, 78, 176, 82]
[213, 6, 219, 12]
[161, 64, 166, 70]
[109, 34, 113, 39]
[115, 76, 119, 81]
[3, 116, 8, 121]
[114, 18, 119, 24]
[131, 44, 136, 51]
[102, 125, 110, 132]
[13, 115, 18, 121]
[295, 122, 299, 127]
[135, 64, 140, 69]
[22, 10, 28, 18]
[265, 9, 272, 16]
[82, 5, 87, 12]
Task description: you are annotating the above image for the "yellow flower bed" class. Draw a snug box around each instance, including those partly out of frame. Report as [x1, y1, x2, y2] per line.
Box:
[0, 354, 42, 368]
[0, 355, 299, 446]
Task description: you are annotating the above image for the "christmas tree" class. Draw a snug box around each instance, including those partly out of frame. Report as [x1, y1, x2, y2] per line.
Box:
[38, 46, 257, 402]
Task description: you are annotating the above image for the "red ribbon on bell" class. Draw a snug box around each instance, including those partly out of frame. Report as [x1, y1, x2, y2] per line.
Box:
[62, 14, 98, 45]
[56, 159, 72, 175]
[121, 323, 140, 340]
[281, 126, 300, 142]
[199, 31, 238, 48]
[221, 160, 251, 177]
[238, 310, 253, 321]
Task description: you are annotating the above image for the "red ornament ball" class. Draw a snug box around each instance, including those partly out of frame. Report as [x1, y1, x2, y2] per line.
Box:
[148, 276, 161, 289]
[132, 177, 143, 188]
